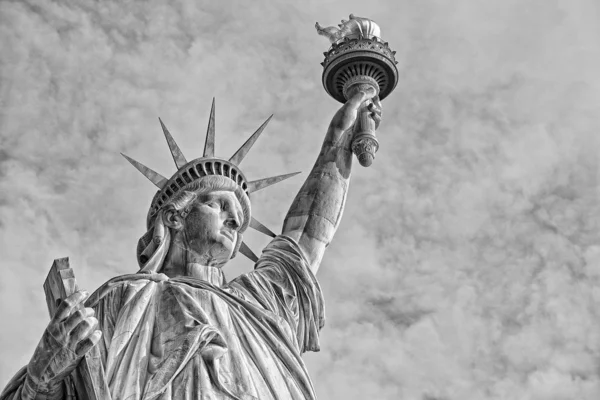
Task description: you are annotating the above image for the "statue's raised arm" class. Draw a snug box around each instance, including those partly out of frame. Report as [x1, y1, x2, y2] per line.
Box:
[282, 89, 381, 273]
[283, 13, 397, 273]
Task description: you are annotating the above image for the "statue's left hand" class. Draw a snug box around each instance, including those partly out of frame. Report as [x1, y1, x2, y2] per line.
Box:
[24, 290, 101, 397]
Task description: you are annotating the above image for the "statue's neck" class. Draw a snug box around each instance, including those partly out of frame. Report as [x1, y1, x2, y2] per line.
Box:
[185, 263, 226, 286]
[161, 236, 226, 287]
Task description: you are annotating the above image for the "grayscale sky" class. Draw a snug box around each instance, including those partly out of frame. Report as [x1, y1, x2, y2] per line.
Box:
[1, 0, 599, 399]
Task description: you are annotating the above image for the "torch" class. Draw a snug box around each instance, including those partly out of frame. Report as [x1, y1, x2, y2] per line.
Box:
[316, 14, 399, 167]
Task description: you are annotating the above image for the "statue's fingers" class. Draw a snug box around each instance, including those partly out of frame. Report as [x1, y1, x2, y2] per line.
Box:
[373, 96, 382, 109]
[63, 307, 95, 333]
[75, 330, 102, 357]
[69, 317, 98, 345]
[372, 98, 382, 115]
[372, 114, 382, 129]
[373, 108, 382, 119]
[367, 102, 382, 118]
[52, 291, 89, 323]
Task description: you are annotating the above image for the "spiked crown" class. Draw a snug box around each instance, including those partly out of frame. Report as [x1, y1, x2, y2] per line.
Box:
[122, 98, 300, 262]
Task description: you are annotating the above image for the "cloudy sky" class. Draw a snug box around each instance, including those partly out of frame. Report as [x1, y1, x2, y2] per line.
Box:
[1, 0, 599, 399]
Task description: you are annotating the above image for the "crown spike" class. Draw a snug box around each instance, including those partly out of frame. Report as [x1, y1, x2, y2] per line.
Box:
[121, 153, 168, 188]
[159, 118, 188, 169]
[247, 172, 301, 194]
[239, 241, 259, 263]
[204, 98, 216, 157]
[250, 217, 276, 238]
[229, 115, 273, 166]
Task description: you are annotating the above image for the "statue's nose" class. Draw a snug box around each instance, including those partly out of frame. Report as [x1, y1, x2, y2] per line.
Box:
[224, 212, 240, 230]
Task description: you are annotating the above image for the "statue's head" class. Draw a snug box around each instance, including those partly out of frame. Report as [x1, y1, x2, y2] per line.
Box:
[138, 175, 251, 270]
[122, 99, 300, 274]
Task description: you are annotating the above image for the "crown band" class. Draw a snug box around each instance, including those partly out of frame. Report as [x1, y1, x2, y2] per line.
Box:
[149, 157, 249, 217]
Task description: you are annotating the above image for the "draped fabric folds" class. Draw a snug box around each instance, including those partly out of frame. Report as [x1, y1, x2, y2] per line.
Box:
[1, 236, 325, 400]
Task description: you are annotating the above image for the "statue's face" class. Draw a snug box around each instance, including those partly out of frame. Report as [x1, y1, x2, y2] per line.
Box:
[181, 190, 243, 266]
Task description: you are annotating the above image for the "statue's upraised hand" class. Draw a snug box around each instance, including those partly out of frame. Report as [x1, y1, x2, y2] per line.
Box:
[367, 96, 382, 130]
[327, 86, 382, 150]
[24, 290, 102, 396]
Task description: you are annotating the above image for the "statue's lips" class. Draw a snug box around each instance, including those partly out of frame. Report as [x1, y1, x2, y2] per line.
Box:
[220, 230, 235, 243]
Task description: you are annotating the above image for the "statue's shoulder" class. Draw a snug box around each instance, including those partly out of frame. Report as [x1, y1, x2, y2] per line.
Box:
[86, 273, 169, 307]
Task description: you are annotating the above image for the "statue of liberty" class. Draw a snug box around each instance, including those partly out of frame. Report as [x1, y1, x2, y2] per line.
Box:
[1, 90, 381, 400]
[0, 15, 395, 400]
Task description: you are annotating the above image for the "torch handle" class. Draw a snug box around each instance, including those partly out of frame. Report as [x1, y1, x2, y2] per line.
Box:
[351, 100, 379, 167]
[354, 101, 376, 136]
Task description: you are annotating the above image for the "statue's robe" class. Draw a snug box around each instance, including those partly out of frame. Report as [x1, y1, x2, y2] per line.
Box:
[1, 236, 325, 400]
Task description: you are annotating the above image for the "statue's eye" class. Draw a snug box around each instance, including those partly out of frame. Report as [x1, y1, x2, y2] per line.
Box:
[207, 201, 219, 209]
